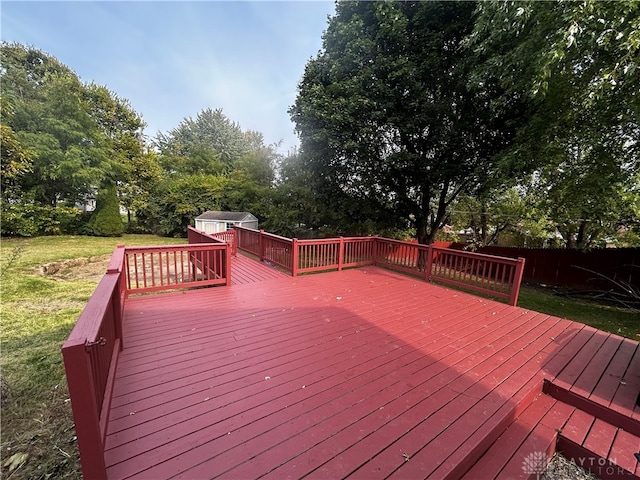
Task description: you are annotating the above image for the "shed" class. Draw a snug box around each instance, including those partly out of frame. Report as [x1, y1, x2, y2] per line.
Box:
[194, 211, 258, 234]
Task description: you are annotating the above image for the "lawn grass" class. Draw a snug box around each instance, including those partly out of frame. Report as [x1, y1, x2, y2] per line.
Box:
[1, 234, 185, 479]
[517, 284, 639, 339]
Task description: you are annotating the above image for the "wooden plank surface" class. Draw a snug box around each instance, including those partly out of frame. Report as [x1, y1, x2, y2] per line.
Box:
[103, 260, 639, 479]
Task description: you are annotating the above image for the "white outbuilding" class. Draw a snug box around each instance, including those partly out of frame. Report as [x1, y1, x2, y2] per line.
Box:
[194, 211, 259, 234]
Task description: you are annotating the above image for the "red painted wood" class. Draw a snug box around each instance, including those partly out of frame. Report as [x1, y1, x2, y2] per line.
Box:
[610, 429, 640, 475]
[125, 243, 230, 294]
[63, 344, 108, 479]
[552, 326, 608, 389]
[562, 409, 596, 445]
[570, 334, 623, 398]
[60, 252, 635, 480]
[375, 320, 570, 480]
[497, 423, 558, 479]
[584, 418, 618, 459]
[460, 394, 555, 479]
[98, 339, 120, 443]
[217, 312, 552, 480]
[429, 246, 525, 304]
[610, 345, 640, 419]
[232, 254, 286, 284]
[557, 435, 639, 480]
[590, 338, 639, 410]
[544, 380, 640, 437]
[104, 284, 510, 478]
[62, 268, 124, 480]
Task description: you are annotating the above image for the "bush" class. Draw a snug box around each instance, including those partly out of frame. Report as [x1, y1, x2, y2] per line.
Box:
[0, 200, 83, 236]
[88, 183, 124, 237]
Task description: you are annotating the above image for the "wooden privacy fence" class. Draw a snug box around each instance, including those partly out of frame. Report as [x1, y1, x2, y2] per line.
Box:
[62, 237, 233, 479]
[234, 227, 525, 306]
[464, 245, 639, 291]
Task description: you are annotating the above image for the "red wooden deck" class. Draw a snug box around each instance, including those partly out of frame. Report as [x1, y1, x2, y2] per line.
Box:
[104, 256, 640, 479]
[230, 253, 287, 285]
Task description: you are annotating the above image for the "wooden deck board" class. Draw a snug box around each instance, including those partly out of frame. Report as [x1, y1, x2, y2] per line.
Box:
[231, 253, 288, 285]
[590, 338, 639, 409]
[103, 260, 639, 479]
[569, 334, 623, 399]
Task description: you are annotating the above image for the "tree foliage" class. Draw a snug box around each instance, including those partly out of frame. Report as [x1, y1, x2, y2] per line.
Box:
[290, 1, 527, 243]
[0, 43, 146, 236]
[469, 0, 639, 248]
[155, 108, 249, 174]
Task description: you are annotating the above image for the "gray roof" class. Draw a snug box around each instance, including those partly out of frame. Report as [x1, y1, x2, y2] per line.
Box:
[195, 211, 257, 222]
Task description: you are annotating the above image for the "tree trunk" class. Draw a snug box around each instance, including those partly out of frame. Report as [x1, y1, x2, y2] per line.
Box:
[416, 215, 431, 272]
[480, 201, 488, 246]
[575, 220, 588, 250]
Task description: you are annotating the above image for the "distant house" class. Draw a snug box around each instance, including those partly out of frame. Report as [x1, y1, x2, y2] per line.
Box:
[194, 211, 258, 234]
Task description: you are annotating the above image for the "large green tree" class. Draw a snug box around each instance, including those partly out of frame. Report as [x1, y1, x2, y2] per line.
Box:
[470, 1, 639, 248]
[0, 43, 147, 236]
[155, 108, 250, 175]
[290, 1, 527, 244]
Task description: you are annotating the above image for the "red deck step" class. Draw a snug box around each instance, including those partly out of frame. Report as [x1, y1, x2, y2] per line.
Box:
[461, 393, 568, 479]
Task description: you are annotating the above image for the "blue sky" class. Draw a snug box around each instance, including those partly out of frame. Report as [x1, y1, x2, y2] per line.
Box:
[1, 1, 335, 153]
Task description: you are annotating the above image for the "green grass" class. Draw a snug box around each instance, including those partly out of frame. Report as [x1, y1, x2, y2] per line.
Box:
[1, 234, 185, 479]
[517, 284, 639, 339]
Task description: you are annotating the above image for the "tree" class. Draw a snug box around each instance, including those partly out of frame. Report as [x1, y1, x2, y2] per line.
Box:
[1, 43, 150, 235]
[88, 182, 124, 237]
[155, 108, 250, 174]
[0, 95, 32, 198]
[118, 151, 163, 230]
[469, 2, 639, 248]
[290, 1, 526, 244]
[140, 174, 226, 237]
[448, 188, 554, 247]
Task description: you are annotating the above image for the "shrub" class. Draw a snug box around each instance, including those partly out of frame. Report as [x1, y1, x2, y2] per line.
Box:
[88, 183, 124, 237]
[0, 199, 82, 236]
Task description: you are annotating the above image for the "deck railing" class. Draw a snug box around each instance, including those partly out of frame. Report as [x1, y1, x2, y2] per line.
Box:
[234, 226, 525, 306]
[122, 227, 232, 294]
[61, 246, 126, 480]
[427, 246, 525, 306]
[236, 227, 296, 272]
[201, 228, 238, 255]
[375, 237, 429, 275]
[62, 235, 233, 479]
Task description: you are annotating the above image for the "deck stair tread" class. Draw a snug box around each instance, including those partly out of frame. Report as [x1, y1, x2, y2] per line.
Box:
[463, 386, 640, 480]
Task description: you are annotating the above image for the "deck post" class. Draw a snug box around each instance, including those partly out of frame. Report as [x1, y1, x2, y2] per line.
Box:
[338, 237, 344, 271]
[259, 229, 265, 262]
[508, 257, 526, 306]
[292, 238, 299, 277]
[372, 235, 378, 266]
[231, 229, 238, 255]
[425, 244, 434, 282]
[107, 245, 125, 350]
[225, 241, 232, 286]
[62, 345, 108, 480]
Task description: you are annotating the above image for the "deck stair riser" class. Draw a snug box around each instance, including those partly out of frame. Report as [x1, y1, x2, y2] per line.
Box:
[463, 381, 640, 479]
[545, 381, 640, 480]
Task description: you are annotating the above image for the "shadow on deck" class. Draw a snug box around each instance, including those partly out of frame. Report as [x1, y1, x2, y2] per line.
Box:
[103, 254, 640, 479]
